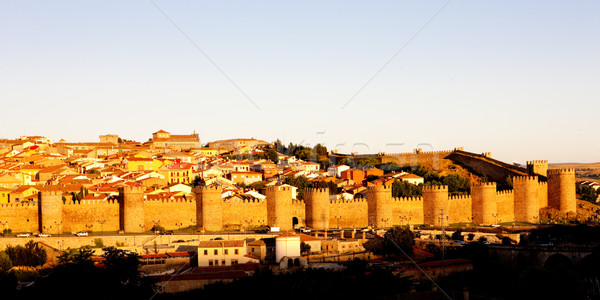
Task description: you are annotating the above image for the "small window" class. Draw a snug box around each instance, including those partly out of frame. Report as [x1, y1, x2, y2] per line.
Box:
[234, 249, 239, 255]
[231, 259, 238, 265]
[214, 249, 218, 255]
[224, 249, 228, 255]
[222, 260, 226, 265]
[204, 250, 208, 255]
[208, 260, 213, 266]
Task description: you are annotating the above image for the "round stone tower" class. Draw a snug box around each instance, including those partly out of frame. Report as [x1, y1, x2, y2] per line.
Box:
[422, 185, 449, 227]
[513, 176, 540, 223]
[266, 185, 293, 231]
[547, 169, 576, 215]
[366, 185, 393, 228]
[527, 160, 548, 177]
[304, 187, 330, 230]
[194, 185, 223, 232]
[38, 188, 63, 235]
[471, 182, 497, 225]
[119, 185, 145, 233]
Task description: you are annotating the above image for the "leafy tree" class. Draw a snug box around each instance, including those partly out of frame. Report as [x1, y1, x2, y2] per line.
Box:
[382, 226, 415, 256]
[192, 175, 206, 187]
[5, 241, 47, 267]
[313, 180, 338, 195]
[577, 184, 598, 202]
[300, 242, 311, 255]
[467, 233, 475, 241]
[451, 230, 464, 241]
[283, 175, 313, 199]
[0, 251, 12, 273]
[23, 247, 156, 300]
[318, 158, 331, 171]
[355, 157, 378, 169]
[313, 143, 328, 157]
[248, 181, 266, 191]
[391, 180, 423, 198]
[268, 148, 279, 163]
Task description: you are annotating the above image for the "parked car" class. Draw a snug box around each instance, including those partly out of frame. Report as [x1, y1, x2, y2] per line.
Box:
[37, 233, 51, 237]
[296, 227, 311, 233]
[162, 230, 174, 235]
[16, 233, 31, 237]
[75, 231, 88, 237]
[172, 239, 185, 243]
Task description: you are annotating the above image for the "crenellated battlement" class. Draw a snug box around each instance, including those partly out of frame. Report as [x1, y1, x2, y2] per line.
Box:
[548, 168, 575, 175]
[527, 160, 548, 165]
[305, 187, 329, 194]
[496, 190, 514, 196]
[292, 199, 305, 206]
[423, 185, 448, 192]
[224, 197, 263, 204]
[40, 190, 62, 197]
[65, 199, 119, 205]
[472, 182, 496, 188]
[330, 198, 366, 204]
[449, 194, 471, 201]
[380, 148, 458, 157]
[513, 175, 539, 182]
[266, 185, 292, 192]
[367, 184, 392, 191]
[195, 185, 222, 193]
[120, 185, 145, 193]
[393, 196, 423, 202]
[0, 202, 38, 208]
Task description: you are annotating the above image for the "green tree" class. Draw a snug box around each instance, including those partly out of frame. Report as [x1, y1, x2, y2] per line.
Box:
[451, 230, 464, 241]
[382, 226, 415, 256]
[318, 158, 331, 171]
[313, 143, 328, 157]
[5, 241, 46, 267]
[392, 180, 423, 198]
[0, 251, 12, 273]
[356, 157, 378, 169]
[192, 175, 206, 187]
[300, 242, 311, 255]
[268, 148, 279, 163]
[24, 247, 156, 300]
[577, 184, 598, 202]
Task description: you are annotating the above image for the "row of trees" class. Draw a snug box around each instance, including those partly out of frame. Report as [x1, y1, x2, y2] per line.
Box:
[4, 241, 47, 267]
[577, 184, 600, 203]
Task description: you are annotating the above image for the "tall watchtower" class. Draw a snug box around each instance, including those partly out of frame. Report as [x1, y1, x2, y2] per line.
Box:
[38, 188, 63, 235]
[422, 185, 449, 227]
[194, 185, 223, 232]
[304, 188, 330, 230]
[119, 185, 145, 233]
[527, 160, 548, 177]
[471, 182, 497, 225]
[547, 169, 576, 214]
[513, 176, 540, 223]
[266, 185, 293, 231]
[366, 185, 393, 228]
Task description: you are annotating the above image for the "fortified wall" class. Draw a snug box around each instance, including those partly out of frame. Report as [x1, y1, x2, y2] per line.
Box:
[0, 161, 577, 232]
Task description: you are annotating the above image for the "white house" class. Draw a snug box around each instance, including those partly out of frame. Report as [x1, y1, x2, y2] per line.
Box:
[327, 165, 350, 178]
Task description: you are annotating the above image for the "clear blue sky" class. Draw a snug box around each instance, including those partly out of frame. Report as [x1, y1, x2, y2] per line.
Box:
[1, 1, 599, 164]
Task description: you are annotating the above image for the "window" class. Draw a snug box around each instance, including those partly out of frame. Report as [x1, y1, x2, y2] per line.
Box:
[204, 250, 208, 255]
[234, 249, 239, 255]
[231, 259, 238, 265]
[208, 260, 213, 266]
[224, 249, 228, 255]
[222, 260, 226, 265]
[214, 260, 219, 266]
[214, 249, 218, 255]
